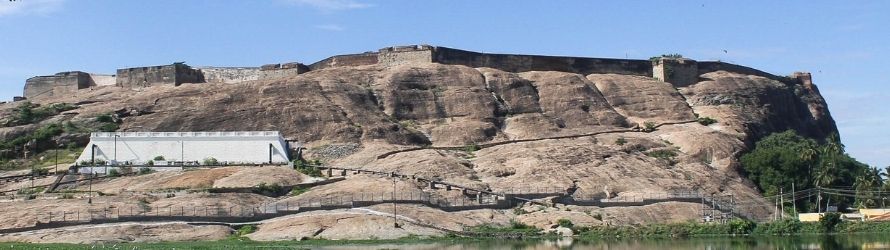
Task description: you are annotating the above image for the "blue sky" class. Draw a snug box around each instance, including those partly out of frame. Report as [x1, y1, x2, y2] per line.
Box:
[1, 0, 888, 167]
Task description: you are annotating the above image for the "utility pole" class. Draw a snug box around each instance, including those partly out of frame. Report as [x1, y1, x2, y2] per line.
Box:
[89, 144, 97, 204]
[792, 183, 797, 215]
[780, 188, 785, 219]
[392, 174, 399, 228]
[113, 135, 119, 167]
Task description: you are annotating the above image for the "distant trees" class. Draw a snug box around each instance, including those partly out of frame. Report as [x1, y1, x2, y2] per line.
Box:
[740, 130, 878, 212]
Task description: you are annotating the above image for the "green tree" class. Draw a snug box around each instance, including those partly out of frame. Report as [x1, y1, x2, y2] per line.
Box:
[741, 130, 819, 196]
[854, 167, 882, 208]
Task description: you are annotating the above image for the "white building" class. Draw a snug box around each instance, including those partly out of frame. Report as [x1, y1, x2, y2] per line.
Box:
[75, 131, 291, 167]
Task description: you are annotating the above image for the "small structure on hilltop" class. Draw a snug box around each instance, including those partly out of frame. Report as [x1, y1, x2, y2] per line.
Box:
[74, 131, 291, 172]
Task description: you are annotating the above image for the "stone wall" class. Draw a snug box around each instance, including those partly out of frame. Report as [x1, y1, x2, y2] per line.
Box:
[431, 47, 653, 76]
[89, 74, 117, 86]
[653, 58, 699, 87]
[198, 67, 261, 84]
[259, 62, 309, 80]
[116, 63, 202, 88]
[23, 71, 92, 99]
[378, 45, 434, 66]
[309, 52, 378, 70]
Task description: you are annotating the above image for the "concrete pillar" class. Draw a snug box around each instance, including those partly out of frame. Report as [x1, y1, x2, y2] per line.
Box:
[476, 192, 482, 203]
[428, 181, 436, 189]
[326, 168, 332, 177]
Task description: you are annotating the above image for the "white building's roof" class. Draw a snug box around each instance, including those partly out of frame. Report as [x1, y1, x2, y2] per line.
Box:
[90, 131, 282, 138]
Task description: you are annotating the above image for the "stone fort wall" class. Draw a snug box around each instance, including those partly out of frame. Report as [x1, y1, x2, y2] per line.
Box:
[22, 45, 806, 100]
[23, 71, 92, 100]
[116, 63, 202, 88]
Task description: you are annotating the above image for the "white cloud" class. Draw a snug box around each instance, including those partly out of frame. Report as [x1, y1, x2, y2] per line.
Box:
[314, 24, 345, 31]
[283, 0, 372, 11]
[0, 0, 65, 17]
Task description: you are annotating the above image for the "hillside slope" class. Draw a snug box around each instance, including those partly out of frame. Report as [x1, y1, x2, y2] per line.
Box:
[0, 62, 836, 224]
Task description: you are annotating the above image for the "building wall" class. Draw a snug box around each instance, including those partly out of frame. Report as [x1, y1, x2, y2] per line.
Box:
[653, 58, 699, 87]
[89, 74, 117, 86]
[116, 63, 202, 88]
[308, 53, 379, 70]
[258, 62, 309, 80]
[23, 71, 91, 99]
[431, 47, 653, 76]
[198, 67, 261, 84]
[75, 131, 290, 165]
[378, 45, 434, 66]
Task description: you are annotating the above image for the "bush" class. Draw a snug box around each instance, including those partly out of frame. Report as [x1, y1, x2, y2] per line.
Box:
[820, 212, 842, 232]
[728, 219, 756, 235]
[615, 137, 627, 146]
[107, 168, 120, 177]
[30, 168, 49, 176]
[98, 123, 119, 132]
[138, 167, 154, 175]
[643, 122, 657, 132]
[557, 218, 574, 228]
[153, 156, 165, 161]
[202, 157, 219, 165]
[293, 159, 322, 177]
[254, 183, 283, 196]
[697, 117, 718, 126]
[290, 186, 309, 196]
[464, 144, 481, 153]
[95, 114, 114, 123]
[646, 149, 678, 160]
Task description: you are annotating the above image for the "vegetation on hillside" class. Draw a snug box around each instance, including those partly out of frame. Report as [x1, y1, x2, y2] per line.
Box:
[740, 130, 885, 212]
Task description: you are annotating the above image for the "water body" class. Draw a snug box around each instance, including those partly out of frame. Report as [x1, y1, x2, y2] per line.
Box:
[302, 235, 890, 250]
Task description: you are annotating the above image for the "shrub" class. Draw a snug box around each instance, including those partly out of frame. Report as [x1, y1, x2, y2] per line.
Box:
[728, 219, 756, 235]
[254, 183, 283, 196]
[290, 186, 309, 196]
[646, 149, 678, 160]
[820, 212, 842, 232]
[643, 122, 657, 132]
[615, 137, 627, 146]
[60, 193, 74, 199]
[98, 123, 119, 132]
[95, 114, 114, 123]
[293, 159, 322, 177]
[697, 117, 718, 126]
[138, 167, 154, 175]
[557, 218, 574, 228]
[107, 168, 120, 177]
[153, 156, 165, 161]
[464, 144, 481, 153]
[202, 157, 219, 165]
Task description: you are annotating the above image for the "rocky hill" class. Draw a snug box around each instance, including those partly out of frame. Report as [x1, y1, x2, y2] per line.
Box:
[0, 47, 838, 241]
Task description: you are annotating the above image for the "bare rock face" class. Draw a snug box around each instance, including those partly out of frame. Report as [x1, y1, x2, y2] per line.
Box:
[680, 71, 836, 143]
[519, 71, 629, 131]
[0, 61, 839, 232]
[588, 74, 696, 125]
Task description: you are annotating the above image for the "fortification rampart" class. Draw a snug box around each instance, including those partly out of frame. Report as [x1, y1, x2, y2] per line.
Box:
[116, 63, 202, 88]
[23, 71, 92, 100]
[259, 62, 309, 80]
[198, 67, 260, 84]
[21, 45, 810, 99]
[308, 52, 378, 70]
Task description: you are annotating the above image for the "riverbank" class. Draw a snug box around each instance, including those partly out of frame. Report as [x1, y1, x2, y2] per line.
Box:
[4, 219, 890, 249]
